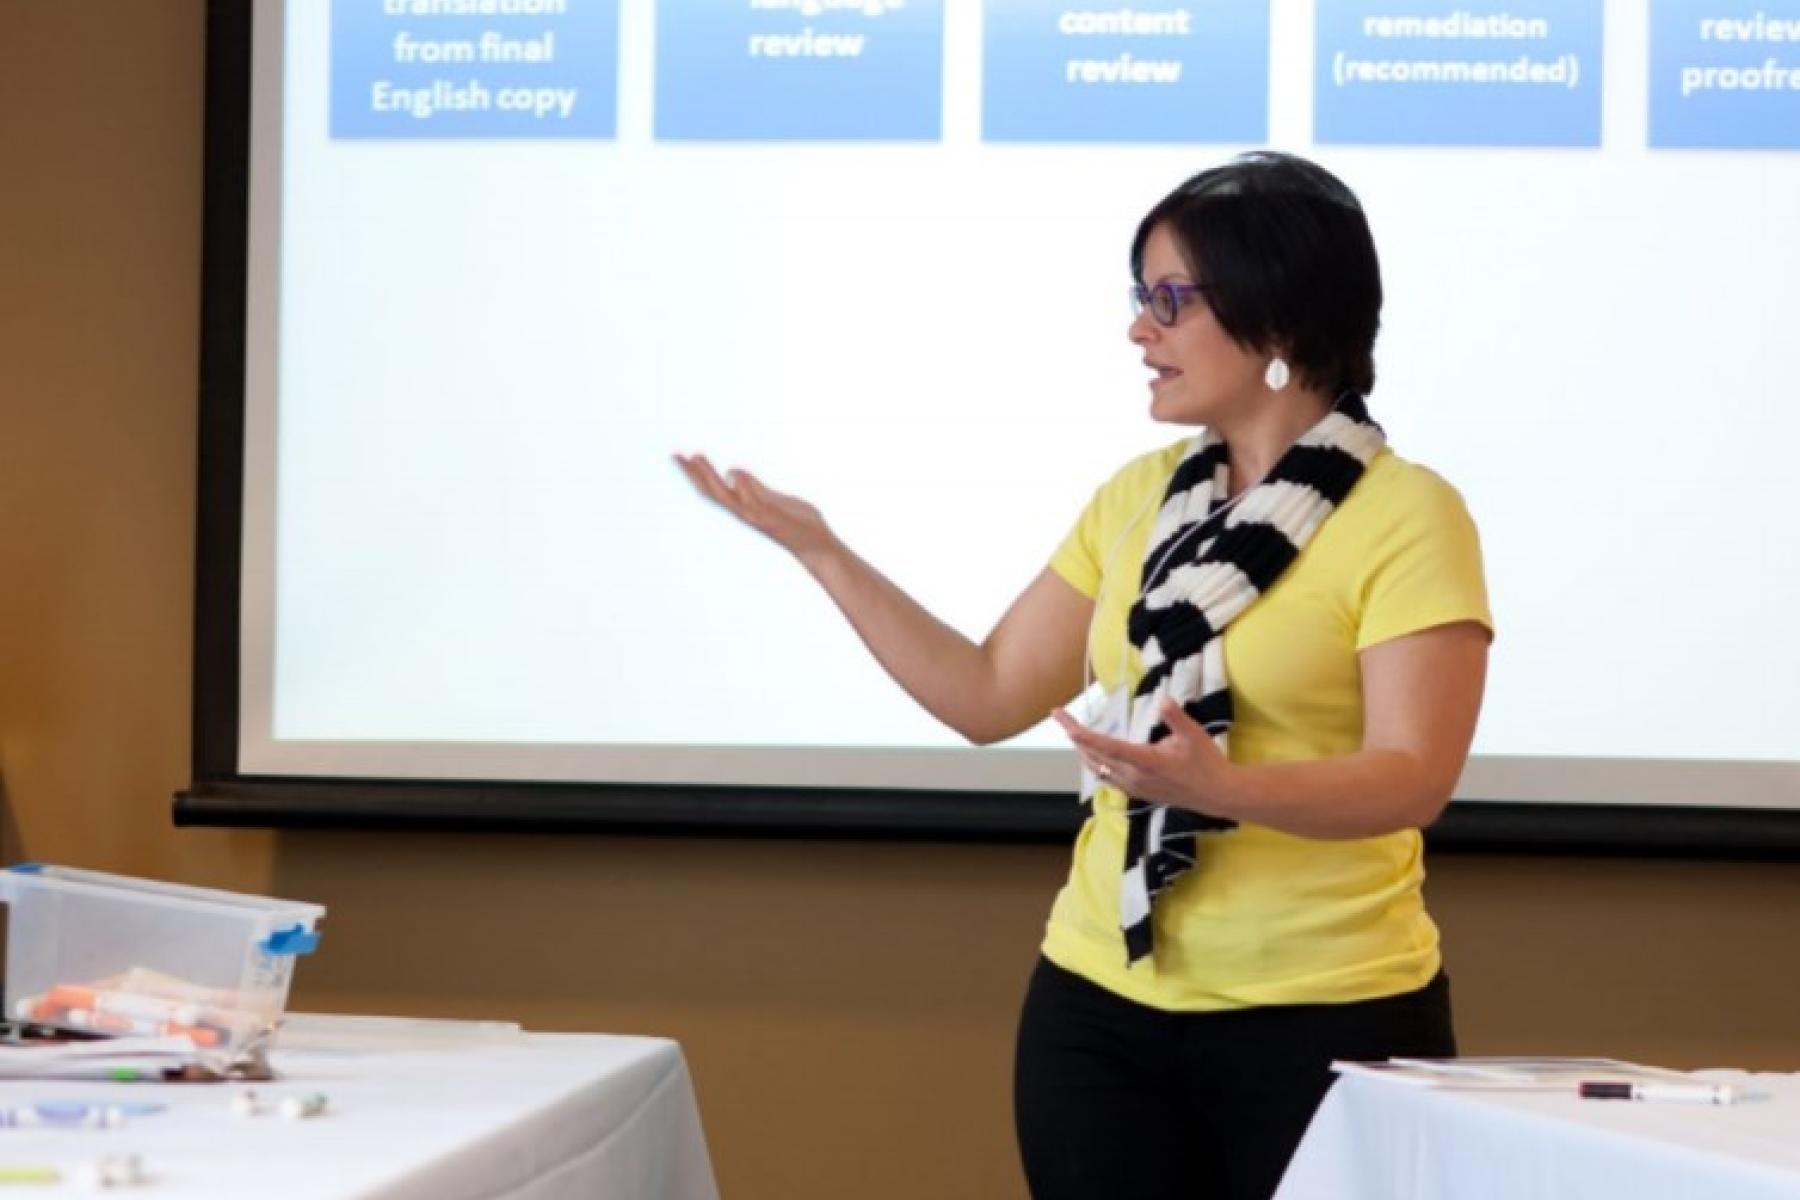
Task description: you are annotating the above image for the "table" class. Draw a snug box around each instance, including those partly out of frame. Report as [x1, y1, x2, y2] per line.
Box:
[0, 1022, 719, 1199]
[1276, 1068, 1800, 1200]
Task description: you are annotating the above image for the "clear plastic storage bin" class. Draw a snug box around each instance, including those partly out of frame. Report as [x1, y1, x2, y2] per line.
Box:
[0, 864, 325, 1061]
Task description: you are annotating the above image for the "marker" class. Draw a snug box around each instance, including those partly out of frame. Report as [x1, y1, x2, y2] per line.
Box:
[0, 1165, 60, 1184]
[0, 1104, 127, 1130]
[47, 985, 201, 1027]
[1578, 1081, 1738, 1105]
[0, 1101, 165, 1130]
[20, 986, 260, 1039]
[61, 1007, 225, 1048]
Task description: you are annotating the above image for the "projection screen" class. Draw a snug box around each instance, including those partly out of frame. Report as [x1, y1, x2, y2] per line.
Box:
[180, 0, 1800, 850]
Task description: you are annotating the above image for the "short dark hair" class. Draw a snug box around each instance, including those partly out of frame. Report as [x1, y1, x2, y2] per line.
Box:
[1130, 151, 1382, 397]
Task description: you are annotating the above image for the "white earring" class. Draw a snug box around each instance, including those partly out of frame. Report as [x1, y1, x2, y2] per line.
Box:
[1264, 357, 1291, 391]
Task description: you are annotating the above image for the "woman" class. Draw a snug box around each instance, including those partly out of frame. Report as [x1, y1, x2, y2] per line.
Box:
[676, 151, 1490, 1200]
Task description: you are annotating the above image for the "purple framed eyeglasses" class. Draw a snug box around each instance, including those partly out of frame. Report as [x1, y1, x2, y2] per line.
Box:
[1130, 281, 1212, 326]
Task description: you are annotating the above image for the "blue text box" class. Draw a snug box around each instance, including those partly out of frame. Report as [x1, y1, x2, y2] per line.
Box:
[1315, 0, 1603, 147]
[331, 0, 619, 139]
[982, 0, 1269, 143]
[655, 0, 944, 141]
[1651, 0, 1800, 149]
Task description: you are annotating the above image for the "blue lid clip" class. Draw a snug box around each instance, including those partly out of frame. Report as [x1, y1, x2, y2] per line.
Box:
[260, 925, 322, 956]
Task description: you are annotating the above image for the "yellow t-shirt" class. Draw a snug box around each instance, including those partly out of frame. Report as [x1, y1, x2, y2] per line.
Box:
[1043, 440, 1493, 1011]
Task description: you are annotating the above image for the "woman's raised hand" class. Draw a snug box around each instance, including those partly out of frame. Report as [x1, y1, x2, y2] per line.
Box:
[673, 453, 840, 563]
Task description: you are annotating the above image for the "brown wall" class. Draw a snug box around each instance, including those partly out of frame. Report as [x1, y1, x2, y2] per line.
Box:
[2, 7, 1795, 1199]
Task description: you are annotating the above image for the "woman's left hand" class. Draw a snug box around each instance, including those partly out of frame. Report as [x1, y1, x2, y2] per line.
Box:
[1052, 695, 1242, 819]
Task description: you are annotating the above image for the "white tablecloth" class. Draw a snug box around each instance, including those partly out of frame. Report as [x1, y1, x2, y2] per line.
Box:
[0, 1027, 719, 1199]
[1277, 1069, 1800, 1200]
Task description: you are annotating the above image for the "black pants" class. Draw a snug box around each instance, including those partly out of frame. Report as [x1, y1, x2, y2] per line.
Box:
[1014, 957, 1455, 1200]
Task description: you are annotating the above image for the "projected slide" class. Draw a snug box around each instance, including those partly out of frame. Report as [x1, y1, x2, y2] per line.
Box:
[656, 0, 945, 140]
[982, 1, 1268, 143]
[239, 0, 1800, 809]
[329, 0, 620, 135]
[1651, 2, 1800, 148]
[1314, 3, 1602, 146]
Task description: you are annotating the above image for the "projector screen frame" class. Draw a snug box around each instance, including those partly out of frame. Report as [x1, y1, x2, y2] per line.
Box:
[176, 0, 1800, 859]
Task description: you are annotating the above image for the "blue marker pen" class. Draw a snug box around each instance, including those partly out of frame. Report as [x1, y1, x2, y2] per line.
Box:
[0, 1101, 163, 1129]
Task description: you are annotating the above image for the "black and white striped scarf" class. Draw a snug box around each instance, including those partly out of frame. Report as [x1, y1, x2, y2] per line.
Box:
[1118, 394, 1385, 965]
